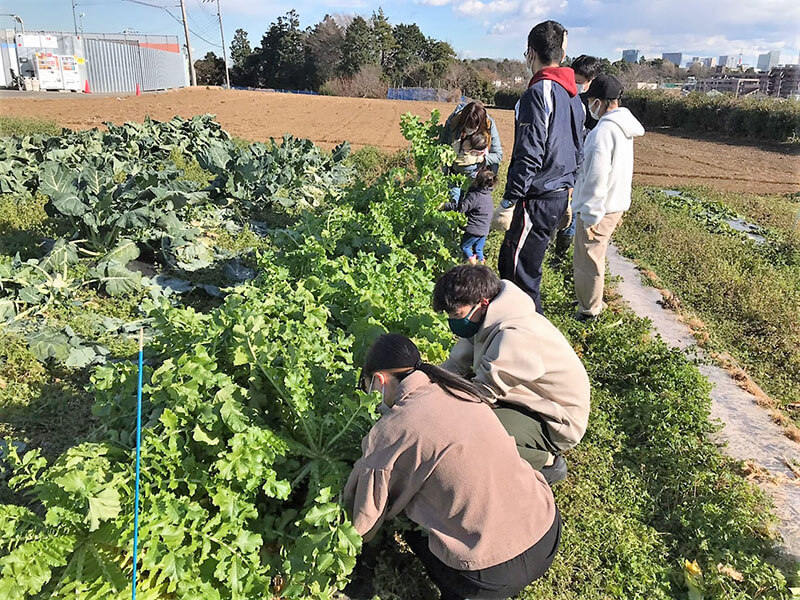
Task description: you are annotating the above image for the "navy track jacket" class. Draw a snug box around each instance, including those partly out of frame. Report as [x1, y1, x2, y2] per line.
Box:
[503, 67, 585, 203]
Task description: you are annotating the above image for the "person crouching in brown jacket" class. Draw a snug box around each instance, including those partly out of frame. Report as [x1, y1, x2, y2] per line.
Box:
[344, 333, 560, 600]
[433, 265, 591, 485]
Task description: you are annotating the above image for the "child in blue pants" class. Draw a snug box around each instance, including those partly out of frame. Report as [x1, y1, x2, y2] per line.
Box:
[440, 168, 496, 265]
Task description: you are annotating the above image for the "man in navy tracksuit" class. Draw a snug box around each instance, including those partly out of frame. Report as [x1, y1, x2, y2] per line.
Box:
[492, 20, 584, 314]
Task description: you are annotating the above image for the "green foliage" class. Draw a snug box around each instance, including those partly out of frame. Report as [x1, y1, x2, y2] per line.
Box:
[0, 117, 61, 138]
[623, 90, 800, 143]
[494, 87, 526, 109]
[0, 193, 51, 258]
[0, 114, 791, 600]
[194, 51, 227, 86]
[0, 115, 353, 367]
[0, 111, 456, 600]
[238, 9, 310, 89]
[615, 186, 800, 427]
[346, 146, 413, 186]
[340, 16, 379, 76]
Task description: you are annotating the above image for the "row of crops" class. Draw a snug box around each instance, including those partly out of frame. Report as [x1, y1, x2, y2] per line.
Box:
[0, 114, 795, 599]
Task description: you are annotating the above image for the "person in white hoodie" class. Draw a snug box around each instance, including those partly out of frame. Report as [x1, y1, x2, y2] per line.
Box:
[571, 74, 645, 320]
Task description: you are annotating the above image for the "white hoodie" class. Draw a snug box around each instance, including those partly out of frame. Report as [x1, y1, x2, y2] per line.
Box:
[572, 107, 645, 227]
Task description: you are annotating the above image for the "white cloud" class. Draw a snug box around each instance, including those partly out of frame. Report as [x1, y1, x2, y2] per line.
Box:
[457, 0, 518, 16]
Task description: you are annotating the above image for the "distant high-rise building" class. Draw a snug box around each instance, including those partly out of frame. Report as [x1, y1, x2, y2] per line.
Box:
[718, 55, 738, 69]
[702, 57, 717, 69]
[757, 50, 780, 72]
[622, 49, 640, 63]
[662, 52, 682, 66]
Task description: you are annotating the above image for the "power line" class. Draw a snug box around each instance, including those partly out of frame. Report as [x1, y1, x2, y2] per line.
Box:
[164, 7, 220, 47]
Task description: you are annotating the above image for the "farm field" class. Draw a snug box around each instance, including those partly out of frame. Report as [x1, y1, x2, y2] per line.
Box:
[1, 87, 799, 194]
[614, 187, 800, 433]
[0, 95, 799, 599]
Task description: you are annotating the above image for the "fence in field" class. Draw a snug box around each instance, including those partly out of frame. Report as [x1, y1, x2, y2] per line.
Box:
[387, 87, 459, 102]
[230, 86, 318, 95]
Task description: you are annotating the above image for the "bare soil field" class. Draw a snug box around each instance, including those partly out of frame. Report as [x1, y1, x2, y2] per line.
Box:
[2, 87, 798, 194]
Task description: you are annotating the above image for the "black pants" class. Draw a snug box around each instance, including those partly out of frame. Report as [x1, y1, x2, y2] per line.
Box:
[404, 508, 562, 600]
[498, 191, 569, 314]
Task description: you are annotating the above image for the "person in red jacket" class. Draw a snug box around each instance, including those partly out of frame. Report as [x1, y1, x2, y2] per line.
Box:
[492, 20, 585, 314]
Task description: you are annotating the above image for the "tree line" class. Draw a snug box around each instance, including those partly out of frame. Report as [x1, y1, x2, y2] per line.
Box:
[194, 9, 528, 102]
[193, 9, 708, 104]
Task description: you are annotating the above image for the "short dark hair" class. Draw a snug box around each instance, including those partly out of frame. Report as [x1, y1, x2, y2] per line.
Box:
[527, 20, 567, 66]
[433, 265, 502, 313]
[470, 167, 496, 191]
[572, 55, 603, 81]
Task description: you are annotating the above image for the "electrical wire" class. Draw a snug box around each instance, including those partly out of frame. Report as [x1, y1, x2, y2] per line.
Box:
[82, 0, 223, 50]
[164, 7, 221, 47]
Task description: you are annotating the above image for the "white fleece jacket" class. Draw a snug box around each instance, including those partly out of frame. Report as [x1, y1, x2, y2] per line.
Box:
[572, 107, 645, 227]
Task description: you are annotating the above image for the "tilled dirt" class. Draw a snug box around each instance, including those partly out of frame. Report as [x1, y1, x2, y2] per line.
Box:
[1, 87, 798, 194]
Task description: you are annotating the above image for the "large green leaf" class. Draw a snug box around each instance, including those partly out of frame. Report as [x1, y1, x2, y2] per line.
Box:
[196, 143, 231, 171]
[65, 346, 98, 369]
[0, 298, 16, 321]
[99, 239, 140, 265]
[26, 328, 71, 363]
[40, 240, 80, 272]
[93, 261, 142, 296]
[38, 161, 78, 196]
[85, 487, 121, 532]
[50, 186, 88, 217]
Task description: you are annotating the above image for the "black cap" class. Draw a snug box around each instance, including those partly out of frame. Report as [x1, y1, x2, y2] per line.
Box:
[585, 73, 624, 100]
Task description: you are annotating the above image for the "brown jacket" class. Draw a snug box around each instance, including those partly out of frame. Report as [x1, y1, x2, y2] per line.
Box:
[344, 371, 556, 570]
[442, 281, 591, 450]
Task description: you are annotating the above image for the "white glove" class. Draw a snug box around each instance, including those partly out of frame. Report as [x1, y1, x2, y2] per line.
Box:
[491, 202, 515, 231]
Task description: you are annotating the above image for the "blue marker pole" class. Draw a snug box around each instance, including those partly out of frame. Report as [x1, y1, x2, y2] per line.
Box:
[132, 328, 144, 600]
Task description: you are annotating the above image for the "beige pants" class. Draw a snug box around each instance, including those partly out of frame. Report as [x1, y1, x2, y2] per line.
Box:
[574, 211, 624, 316]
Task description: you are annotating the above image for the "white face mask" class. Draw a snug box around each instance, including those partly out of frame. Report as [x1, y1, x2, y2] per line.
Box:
[575, 83, 585, 94]
[589, 99, 603, 121]
[525, 51, 534, 76]
[367, 374, 391, 414]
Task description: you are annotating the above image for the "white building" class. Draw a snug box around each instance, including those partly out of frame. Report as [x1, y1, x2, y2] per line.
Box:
[757, 50, 780, 72]
[718, 55, 738, 70]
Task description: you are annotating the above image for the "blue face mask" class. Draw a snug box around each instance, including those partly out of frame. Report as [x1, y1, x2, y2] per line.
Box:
[448, 304, 483, 338]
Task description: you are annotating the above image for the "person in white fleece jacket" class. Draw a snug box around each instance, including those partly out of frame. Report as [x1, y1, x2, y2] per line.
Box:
[571, 74, 644, 320]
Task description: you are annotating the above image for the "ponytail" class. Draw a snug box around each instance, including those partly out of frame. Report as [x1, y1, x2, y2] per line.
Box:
[364, 333, 491, 406]
[416, 362, 492, 405]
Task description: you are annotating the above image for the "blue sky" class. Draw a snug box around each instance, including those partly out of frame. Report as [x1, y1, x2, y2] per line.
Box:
[9, 0, 800, 68]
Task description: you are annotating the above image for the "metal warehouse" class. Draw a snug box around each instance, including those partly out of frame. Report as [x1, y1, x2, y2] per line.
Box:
[1, 29, 188, 93]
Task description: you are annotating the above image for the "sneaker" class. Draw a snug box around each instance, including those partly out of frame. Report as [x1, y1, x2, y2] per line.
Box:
[574, 311, 596, 322]
[540, 455, 568, 485]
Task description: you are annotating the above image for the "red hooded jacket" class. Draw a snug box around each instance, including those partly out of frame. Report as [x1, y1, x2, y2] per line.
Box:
[528, 66, 578, 97]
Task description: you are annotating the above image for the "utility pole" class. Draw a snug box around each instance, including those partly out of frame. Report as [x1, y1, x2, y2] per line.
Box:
[1, 14, 24, 34]
[215, 0, 230, 88]
[179, 0, 196, 86]
[71, 0, 78, 34]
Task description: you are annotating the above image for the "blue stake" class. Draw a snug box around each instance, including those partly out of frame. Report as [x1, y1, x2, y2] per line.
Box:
[132, 328, 144, 600]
